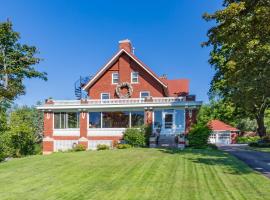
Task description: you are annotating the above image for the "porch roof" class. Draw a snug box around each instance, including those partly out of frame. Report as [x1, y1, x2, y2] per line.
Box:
[37, 97, 202, 111]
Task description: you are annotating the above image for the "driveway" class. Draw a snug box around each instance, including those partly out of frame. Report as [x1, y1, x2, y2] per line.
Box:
[219, 144, 270, 178]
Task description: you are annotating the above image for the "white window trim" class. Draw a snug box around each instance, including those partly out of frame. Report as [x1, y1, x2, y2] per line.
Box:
[140, 91, 150, 98]
[131, 72, 139, 83]
[53, 112, 80, 130]
[111, 72, 119, 84]
[101, 93, 110, 100]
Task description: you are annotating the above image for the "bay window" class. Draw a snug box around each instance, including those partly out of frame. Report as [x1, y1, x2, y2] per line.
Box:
[54, 112, 79, 129]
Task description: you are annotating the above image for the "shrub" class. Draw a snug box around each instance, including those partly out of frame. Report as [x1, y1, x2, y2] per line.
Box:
[73, 144, 86, 152]
[116, 144, 132, 149]
[123, 128, 146, 147]
[140, 125, 152, 146]
[97, 144, 110, 150]
[249, 142, 270, 148]
[207, 143, 218, 150]
[237, 136, 260, 144]
[187, 124, 211, 148]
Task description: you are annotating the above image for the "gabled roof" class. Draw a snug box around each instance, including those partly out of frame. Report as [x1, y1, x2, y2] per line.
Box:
[82, 49, 168, 90]
[163, 79, 189, 96]
[208, 120, 239, 132]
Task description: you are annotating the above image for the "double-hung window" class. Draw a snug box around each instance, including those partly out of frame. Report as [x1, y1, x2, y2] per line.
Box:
[140, 91, 150, 98]
[54, 112, 79, 129]
[131, 72, 139, 83]
[101, 93, 110, 100]
[112, 73, 119, 84]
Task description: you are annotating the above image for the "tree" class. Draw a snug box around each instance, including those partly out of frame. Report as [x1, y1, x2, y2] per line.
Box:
[197, 99, 239, 126]
[203, 1, 270, 137]
[7, 105, 43, 157]
[0, 20, 47, 103]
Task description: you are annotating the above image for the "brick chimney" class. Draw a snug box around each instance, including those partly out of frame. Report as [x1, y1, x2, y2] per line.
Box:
[119, 39, 132, 53]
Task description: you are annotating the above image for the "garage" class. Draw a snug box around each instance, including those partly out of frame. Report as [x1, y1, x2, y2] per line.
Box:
[208, 120, 239, 145]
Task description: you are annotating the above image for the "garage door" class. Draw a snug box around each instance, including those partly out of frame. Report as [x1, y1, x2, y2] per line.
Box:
[209, 131, 231, 145]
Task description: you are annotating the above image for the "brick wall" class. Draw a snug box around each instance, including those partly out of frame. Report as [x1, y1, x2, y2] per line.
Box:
[88, 53, 166, 99]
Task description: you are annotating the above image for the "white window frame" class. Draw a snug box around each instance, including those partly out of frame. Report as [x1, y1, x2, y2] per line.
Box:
[131, 72, 139, 83]
[101, 93, 110, 100]
[112, 72, 119, 84]
[140, 91, 150, 98]
[53, 112, 80, 130]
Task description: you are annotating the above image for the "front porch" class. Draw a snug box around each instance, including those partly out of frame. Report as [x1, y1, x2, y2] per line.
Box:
[38, 97, 202, 152]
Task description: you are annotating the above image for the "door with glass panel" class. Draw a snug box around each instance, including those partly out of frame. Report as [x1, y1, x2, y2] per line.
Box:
[162, 111, 174, 135]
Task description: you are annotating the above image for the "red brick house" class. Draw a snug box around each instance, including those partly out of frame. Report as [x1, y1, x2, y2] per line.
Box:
[37, 39, 202, 154]
[208, 120, 240, 145]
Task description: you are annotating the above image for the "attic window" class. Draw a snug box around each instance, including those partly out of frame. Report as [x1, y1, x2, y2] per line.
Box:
[131, 72, 139, 83]
[112, 73, 119, 84]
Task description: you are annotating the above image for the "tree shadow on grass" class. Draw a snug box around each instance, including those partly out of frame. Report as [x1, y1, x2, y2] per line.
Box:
[158, 148, 253, 175]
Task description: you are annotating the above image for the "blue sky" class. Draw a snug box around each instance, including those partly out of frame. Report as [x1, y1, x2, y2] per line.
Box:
[0, 0, 222, 105]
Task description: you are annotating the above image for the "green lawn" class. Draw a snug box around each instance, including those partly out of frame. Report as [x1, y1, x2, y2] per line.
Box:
[0, 148, 270, 200]
[247, 146, 270, 153]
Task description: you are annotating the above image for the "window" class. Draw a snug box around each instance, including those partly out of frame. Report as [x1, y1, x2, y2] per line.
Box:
[112, 73, 119, 84]
[89, 112, 101, 128]
[140, 91, 150, 98]
[131, 111, 144, 127]
[131, 72, 139, 83]
[54, 112, 79, 129]
[101, 93, 110, 100]
[102, 112, 129, 128]
[175, 109, 185, 130]
[154, 110, 162, 129]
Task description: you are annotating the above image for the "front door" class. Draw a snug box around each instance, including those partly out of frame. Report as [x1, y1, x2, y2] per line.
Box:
[162, 111, 174, 135]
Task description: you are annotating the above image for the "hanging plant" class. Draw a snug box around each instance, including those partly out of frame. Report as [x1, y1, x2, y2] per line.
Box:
[115, 82, 133, 98]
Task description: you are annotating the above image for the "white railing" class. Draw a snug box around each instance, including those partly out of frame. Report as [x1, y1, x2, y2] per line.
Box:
[52, 97, 185, 105]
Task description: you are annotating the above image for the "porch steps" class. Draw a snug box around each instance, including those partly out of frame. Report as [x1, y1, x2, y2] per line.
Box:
[157, 135, 177, 148]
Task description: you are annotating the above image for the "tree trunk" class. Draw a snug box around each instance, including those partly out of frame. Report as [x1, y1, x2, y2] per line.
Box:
[256, 112, 266, 137]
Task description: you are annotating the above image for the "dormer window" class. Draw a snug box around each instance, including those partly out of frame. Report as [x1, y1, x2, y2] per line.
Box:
[131, 72, 139, 83]
[112, 73, 119, 84]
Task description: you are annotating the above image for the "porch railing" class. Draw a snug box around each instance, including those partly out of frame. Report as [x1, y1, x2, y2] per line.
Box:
[52, 97, 185, 105]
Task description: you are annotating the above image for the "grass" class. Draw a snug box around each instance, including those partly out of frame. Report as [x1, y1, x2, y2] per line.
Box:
[0, 148, 270, 200]
[247, 146, 270, 153]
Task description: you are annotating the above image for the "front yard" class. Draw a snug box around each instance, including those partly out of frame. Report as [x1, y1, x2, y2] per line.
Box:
[247, 147, 270, 153]
[0, 148, 270, 200]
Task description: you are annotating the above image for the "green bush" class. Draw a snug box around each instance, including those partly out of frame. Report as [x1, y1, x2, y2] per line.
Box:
[116, 144, 132, 149]
[207, 143, 218, 150]
[187, 124, 211, 148]
[73, 144, 86, 152]
[97, 144, 110, 150]
[249, 142, 270, 148]
[123, 128, 146, 147]
[237, 136, 260, 144]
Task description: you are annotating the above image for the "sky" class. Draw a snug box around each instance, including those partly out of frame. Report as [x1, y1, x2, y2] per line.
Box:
[0, 0, 222, 106]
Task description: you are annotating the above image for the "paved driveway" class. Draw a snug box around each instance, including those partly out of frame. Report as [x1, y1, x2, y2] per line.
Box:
[219, 144, 270, 178]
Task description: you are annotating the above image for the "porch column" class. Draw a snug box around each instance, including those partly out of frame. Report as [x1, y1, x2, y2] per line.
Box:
[43, 112, 54, 154]
[144, 107, 153, 126]
[185, 108, 198, 134]
[79, 111, 88, 149]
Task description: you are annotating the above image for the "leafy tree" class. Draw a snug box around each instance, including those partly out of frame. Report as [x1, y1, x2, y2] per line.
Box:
[197, 99, 238, 126]
[0, 20, 47, 103]
[203, 1, 270, 137]
[7, 105, 43, 157]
